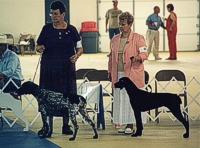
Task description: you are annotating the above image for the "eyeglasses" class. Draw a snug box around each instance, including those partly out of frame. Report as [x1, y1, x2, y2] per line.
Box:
[119, 22, 129, 28]
[49, 12, 61, 17]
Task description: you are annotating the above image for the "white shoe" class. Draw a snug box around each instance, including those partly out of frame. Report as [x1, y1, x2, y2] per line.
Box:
[124, 128, 134, 134]
[118, 129, 125, 133]
[155, 57, 162, 60]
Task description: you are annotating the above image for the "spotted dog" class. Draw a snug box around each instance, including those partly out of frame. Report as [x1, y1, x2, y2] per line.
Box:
[16, 81, 98, 141]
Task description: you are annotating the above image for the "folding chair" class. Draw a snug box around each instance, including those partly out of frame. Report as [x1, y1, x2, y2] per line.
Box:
[154, 70, 188, 122]
[84, 70, 113, 122]
[144, 70, 153, 121]
[76, 68, 97, 101]
[144, 70, 152, 93]
[18, 33, 36, 55]
[5, 34, 14, 45]
[76, 68, 97, 80]
[76, 68, 97, 119]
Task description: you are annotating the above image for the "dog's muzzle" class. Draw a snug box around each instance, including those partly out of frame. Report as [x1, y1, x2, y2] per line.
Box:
[114, 82, 123, 90]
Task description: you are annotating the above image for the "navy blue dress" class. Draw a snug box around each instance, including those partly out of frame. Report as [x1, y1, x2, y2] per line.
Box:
[37, 23, 81, 115]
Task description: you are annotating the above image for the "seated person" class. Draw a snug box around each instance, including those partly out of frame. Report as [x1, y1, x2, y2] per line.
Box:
[0, 34, 24, 93]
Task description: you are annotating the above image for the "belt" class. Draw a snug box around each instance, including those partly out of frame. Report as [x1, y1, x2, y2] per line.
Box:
[149, 28, 158, 31]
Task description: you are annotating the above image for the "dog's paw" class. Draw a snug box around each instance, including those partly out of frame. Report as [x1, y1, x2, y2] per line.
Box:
[37, 129, 43, 135]
[45, 132, 52, 138]
[93, 134, 98, 139]
[131, 133, 138, 137]
[183, 133, 189, 138]
[69, 137, 76, 141]
[38, 134, 46, 139]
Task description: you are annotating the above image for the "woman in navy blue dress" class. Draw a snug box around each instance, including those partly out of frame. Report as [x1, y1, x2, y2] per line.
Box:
[36, 1, 83, 135]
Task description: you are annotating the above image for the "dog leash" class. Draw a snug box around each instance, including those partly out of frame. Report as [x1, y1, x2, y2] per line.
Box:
[129, 56, 134, 76]
[129, 57, 152, 93]
[32, 54, 41, 82]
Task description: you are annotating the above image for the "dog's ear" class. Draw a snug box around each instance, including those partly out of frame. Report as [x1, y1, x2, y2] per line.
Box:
[66, 94, 80, 104]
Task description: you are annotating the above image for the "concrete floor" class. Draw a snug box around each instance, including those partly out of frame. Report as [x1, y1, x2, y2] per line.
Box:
[6, 51, 200, 148]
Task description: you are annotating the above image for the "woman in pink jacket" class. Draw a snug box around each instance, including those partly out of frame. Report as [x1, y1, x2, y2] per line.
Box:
[108, 12, 148, 134]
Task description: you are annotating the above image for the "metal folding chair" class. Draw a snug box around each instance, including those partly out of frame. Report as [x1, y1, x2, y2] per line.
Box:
[5, 34, 14, 45]
[76, 68, 97, 80]
[76, 69, 98, 121]
[144, 70, 153, 121]
[154, 70, 188, 122]
[18, 33, 36, 55]
[84, 70, 113, 122]
[76, 68, 97, 98]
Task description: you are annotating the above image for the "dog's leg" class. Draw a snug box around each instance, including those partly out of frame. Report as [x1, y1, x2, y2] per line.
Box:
[45, 116, 53, 138]
[131, 109, 143, 137]
[37, 118, 53, 137]
[38, 107, 49, 138]
[79, 106, 98, 139]
[168, 105, 189, 138]
[68, 108, 79, 141]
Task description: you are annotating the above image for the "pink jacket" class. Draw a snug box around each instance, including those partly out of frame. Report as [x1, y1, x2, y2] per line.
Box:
[108, 31, 148, 88]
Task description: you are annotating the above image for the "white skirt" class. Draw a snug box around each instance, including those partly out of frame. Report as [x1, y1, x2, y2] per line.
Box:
[113, 72, 147, 125]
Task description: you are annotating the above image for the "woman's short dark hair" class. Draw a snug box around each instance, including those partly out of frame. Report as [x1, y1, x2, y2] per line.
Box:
[50, 0, 66, 14]
[167, 4, 174, 11]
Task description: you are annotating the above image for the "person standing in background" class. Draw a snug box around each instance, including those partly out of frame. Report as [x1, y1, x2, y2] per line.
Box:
[105, 0, 122, 49]
[146, 6, 165, 60]
[165, 3, 177, 60]
[36, 0, 83, 137]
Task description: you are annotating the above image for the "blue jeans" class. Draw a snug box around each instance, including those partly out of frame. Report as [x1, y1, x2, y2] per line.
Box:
[109, 28, 120, 39]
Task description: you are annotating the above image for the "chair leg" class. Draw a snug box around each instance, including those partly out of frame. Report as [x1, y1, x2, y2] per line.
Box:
[93, 104, 97, 121]
[0, 108, 3, 127]
[148, 110, 151, 122]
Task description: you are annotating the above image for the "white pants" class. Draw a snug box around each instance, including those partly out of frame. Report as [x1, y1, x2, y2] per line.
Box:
[113, 72, 147, 125]
[146, 29, 160, 58]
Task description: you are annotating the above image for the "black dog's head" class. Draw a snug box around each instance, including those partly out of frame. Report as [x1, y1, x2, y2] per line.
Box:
[16, 81, 39, 95]
[114, 77, 137, 90]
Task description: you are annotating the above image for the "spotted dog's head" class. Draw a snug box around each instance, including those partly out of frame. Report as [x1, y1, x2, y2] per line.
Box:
[114, 77, 137, 90]
[16, 81, 39, 95]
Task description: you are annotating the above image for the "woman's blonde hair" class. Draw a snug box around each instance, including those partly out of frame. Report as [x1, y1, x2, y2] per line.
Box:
[118, 12, 134, 25]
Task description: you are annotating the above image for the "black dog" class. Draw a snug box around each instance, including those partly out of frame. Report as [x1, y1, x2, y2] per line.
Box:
[16, 81, 98, 141]
[114, 77, 189, 138]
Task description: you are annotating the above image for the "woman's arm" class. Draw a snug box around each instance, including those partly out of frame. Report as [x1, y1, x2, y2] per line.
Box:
[170, 13, 177, 31]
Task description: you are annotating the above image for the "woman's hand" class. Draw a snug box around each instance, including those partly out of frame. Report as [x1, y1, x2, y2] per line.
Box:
[132, 56, 142, 63]
[36, 45, 45, 53]
[70, 54, 78, 63]
[108, 73, 112, 82]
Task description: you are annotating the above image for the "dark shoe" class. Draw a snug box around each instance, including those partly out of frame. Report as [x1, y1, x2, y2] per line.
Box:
[165, 57, 177, 60]
[62, 126, 73, 135]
